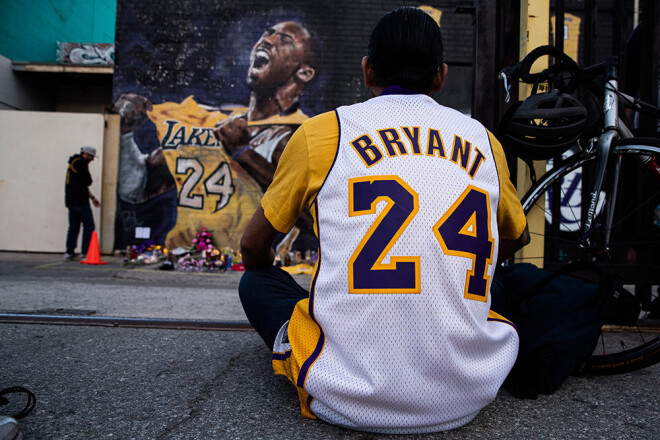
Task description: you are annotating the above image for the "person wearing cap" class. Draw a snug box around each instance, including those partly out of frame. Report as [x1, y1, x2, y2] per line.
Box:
[64, 146, 101, 260]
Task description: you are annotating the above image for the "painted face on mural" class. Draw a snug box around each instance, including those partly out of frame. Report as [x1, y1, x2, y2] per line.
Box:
[247, 21, 314, 90]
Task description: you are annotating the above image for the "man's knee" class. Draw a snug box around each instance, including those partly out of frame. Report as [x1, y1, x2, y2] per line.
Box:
[238, 269, 260, 305]
[239, 265, 307, 307]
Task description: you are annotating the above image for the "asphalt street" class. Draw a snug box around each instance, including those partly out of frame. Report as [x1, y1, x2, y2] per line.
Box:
[1, 252, 658, 439]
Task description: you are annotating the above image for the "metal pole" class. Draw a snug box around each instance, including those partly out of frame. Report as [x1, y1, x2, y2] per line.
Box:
[515, 0, 550, 266]
[583, 0, 595, 66]
[555, 0, 565, 52]
[639, 0, 656, 136]
[0, 313, 254, 331]
[613, 0, 624, 59]
[471, 0, 498, 130]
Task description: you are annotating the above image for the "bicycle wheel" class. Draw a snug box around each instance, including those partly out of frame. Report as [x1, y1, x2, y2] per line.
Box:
[520, 140, 660, 374]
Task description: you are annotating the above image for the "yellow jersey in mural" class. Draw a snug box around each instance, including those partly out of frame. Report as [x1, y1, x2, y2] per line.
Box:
[147, 96, 308, 250]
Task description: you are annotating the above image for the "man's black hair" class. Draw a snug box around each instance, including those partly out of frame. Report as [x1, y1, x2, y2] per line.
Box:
[367, 7, 444, 93]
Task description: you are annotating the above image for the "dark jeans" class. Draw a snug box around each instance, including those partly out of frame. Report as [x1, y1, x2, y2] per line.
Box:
[66, 205, 95, 255]
[239, 265, 309, 350]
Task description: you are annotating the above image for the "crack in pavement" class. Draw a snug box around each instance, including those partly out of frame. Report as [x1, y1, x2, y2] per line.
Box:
[155, 353, 241, 439]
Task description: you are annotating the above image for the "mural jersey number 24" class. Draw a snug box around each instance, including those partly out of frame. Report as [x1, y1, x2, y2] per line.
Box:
[348, 176, 494, 302]
[175, 157, 235, 212]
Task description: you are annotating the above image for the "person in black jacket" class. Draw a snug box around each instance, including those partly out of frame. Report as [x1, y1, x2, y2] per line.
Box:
[65, 146, 101, 260]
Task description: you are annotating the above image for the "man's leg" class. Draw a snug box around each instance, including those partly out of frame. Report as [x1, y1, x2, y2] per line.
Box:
[239, 265, 308, 350]
[80, 205, 96, 256]
[66, 208, 82, 255]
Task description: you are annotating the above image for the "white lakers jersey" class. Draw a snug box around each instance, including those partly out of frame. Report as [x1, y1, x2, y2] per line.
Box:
[266, 92, 523, 433]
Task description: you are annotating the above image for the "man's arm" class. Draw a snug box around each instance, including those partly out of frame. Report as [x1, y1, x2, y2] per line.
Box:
[87, 188, 101, 208]
[241, 115, 334, 267]
[235, 132, 291, 191]
[213, 117, 290, 191]
[486, 130, 530, 263]
[114, 94, 176, 201]
[232, 149, 277, 190]
[145, 148, 176, 198]
[497, 223, 530, 263]
[240, 206, 281, 268]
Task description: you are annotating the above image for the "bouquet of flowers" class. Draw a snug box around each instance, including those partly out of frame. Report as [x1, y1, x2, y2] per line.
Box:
[176, 227, 226, 272]
[124, 241, 167, 265]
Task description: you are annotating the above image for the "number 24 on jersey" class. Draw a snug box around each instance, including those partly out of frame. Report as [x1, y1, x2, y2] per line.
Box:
[348, 176, 494, 302]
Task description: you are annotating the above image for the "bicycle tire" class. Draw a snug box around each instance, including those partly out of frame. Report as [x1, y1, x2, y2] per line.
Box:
[520, 141, 660, 375]
[582, 335, 660, 375]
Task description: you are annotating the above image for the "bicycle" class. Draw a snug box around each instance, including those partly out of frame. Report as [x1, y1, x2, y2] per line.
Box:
[498, 45, 660, 375]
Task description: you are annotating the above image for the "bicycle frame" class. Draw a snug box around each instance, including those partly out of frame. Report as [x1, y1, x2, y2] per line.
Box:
[500, 45, 660, 375]
[580, 60, 621, 253]
[500, 48, 660, 260]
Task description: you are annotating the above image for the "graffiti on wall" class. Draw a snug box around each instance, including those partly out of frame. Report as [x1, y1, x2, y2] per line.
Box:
[113, 1, 454, 254]
[57, 43, 115, 65]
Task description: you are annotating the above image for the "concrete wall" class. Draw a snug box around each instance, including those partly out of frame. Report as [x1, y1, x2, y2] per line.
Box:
[100, 114, 120, 253]
[0, 54, 113, 113]
[0, 55, 53, 110]
[0, 111, 107, 253]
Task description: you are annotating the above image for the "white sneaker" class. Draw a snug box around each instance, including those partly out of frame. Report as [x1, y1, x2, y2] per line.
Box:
[0, 416, 21, 440]
[63, 253, 76, 261]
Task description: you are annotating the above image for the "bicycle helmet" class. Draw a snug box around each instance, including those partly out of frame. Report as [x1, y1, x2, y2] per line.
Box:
[498, 90, 588, 160]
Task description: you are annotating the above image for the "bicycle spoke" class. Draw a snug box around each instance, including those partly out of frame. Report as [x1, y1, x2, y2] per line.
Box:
[606, 196, 660, 233]
[637, 327, 647, 345]
[528, 181, 584, 240]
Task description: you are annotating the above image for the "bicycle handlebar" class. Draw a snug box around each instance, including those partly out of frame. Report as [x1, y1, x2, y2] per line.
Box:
[500, 45, 582, 83]
[498, 45, 624, 95]
[499, 45, 660, 117]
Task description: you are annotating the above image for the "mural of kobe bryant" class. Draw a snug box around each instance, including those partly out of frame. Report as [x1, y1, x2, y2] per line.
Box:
[113, 19, 320, 255]
[214, 21, 317, 190]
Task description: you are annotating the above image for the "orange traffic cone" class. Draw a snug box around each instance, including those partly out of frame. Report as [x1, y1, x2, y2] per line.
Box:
[80, 231, 107, 265]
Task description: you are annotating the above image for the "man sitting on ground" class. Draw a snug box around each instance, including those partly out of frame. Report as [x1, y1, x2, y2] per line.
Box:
[238, 6, 529, 433]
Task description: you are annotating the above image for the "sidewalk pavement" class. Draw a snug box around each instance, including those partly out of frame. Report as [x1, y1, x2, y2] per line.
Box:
[1, 252, 658, 439]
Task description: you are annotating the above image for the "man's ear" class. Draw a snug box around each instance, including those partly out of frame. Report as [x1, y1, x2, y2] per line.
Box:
[431, 63, 449, 94]
[361, 56, 376, 87]
[295, 65, 316, 83]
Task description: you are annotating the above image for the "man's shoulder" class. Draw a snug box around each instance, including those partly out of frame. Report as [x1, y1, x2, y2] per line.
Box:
[412, 97, 485, 130]
[424, 100, 490, 136]
[293, 111, 339, 146]
[447, 106, 486, 129]
[302, 110, 338, 131]
[70, 155, 86, 168]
